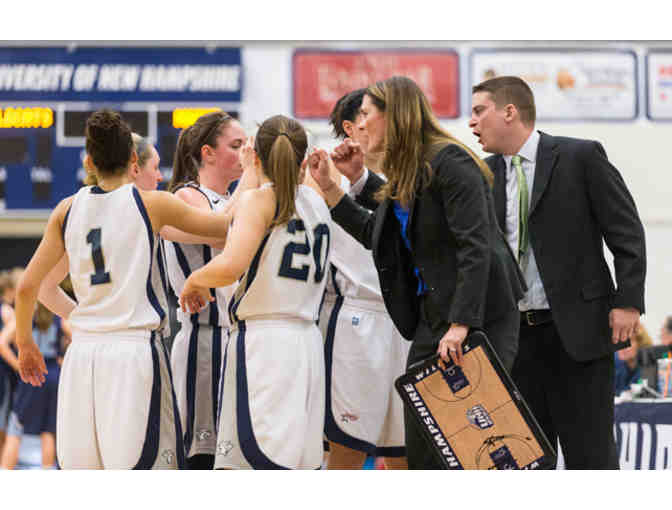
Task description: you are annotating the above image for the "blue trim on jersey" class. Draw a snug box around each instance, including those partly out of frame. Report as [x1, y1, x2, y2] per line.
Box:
[90, 186, 109, 194]
[216, 330, 228, 434]
[156, 241, 169, 303]
[158, 337, 186, 468]
[375, 446, 406, 458]
[203, 245, 220, 327]
[330, 265, 342, 297]
[184, 316, 199, 457]
[133, 333, 162, 469]
[235, 322, 288, 469]
[61, 204, 71, 241]
[228, 232, 271, 325]
[132, 187, 166, 323]
[211, 325, 222, 435]
[324, 296, 377, 456]
[172, 243, 192, 279]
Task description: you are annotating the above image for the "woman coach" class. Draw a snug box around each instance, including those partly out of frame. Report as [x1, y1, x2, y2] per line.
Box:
[309, 76, 525, 469]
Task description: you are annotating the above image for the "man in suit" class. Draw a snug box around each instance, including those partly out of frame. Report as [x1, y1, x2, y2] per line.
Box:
[469, 76, 647, 469]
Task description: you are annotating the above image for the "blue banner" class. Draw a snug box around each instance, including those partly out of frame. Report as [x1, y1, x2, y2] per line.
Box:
[614, 400, 672, 469]
[0, 46, 242, 102]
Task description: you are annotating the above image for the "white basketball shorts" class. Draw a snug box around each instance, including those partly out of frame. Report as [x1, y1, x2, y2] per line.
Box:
[214, 318, 325, 469]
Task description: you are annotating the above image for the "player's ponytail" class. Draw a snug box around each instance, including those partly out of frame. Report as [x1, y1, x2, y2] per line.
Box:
[255, 115, 308, 226]
[170, 125, 199, 192]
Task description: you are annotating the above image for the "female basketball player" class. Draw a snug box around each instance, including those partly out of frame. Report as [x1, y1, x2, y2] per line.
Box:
[162, 111, 257, 470]
[0, 269, 20, 457]
[317, 89, 409, 470]
[14, 109, 236, 469]
[179, 115, 331, 470]
[38, 132, 166, 319]
[0, 303, 62, 469]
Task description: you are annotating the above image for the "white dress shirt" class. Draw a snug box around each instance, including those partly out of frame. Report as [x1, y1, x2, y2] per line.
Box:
[502, 130, 550, 312]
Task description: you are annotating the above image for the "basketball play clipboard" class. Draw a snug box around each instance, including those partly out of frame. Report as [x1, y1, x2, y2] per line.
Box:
[395, 330, 556, 470]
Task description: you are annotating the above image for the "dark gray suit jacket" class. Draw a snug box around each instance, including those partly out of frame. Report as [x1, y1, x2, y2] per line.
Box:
[486, 131, 646, 361]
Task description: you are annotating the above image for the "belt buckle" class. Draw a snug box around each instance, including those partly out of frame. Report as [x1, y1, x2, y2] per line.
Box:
[526, 310, 535, 326]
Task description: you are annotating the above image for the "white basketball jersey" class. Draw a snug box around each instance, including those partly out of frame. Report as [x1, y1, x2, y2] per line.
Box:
[326, 174, 382, 300]
[163, 183, 233, 328]
[229, 185, 332, 324]
[64, 183, 168, 334]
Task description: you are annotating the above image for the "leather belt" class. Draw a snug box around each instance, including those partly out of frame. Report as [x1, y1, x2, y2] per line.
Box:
[521, 309, 553, 327]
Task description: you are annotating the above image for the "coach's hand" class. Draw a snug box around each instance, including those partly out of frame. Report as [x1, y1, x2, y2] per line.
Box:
[180, 276, 214, 314]
[308, 150, 345, 208]
[437, 323, 469, 366]
[17, 339, 47, 387]
[609, 307, 640, 344]
[330, 138, 365, 185]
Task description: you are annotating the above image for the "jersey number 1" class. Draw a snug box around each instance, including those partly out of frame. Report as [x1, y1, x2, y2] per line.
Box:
[278, 220, 330, 283]
[86, 228, 111, 285]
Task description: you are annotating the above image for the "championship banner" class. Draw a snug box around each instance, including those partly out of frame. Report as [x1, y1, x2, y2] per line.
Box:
[614, 400, 672, 469]
[647, 52, 672, 120]
[293, 50, 459, 119]
[470, 49, 638, 121]
[395, 331, 556, 470]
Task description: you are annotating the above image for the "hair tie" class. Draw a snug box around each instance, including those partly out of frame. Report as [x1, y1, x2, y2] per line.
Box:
[278, 132, 292, 141]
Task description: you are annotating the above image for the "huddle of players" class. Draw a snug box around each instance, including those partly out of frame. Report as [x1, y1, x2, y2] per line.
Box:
[13, 86, 408, 469]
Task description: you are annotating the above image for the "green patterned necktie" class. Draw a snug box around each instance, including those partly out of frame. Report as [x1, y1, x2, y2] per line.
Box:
[512, 154, 529, 262]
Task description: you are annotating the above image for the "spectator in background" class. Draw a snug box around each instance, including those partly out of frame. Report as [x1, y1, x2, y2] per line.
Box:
[660, 316, 672, 346]
[0, 268, 21, 458]
[0, 303, 63, 469]
[614, 324, 653, 396]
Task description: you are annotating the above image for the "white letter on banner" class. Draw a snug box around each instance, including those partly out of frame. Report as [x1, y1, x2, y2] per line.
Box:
[60, 65, 74, 91]
[640, 423, 652, 470]
[73, 65, 98, 92]
[618, 422, 637, 470]
[654, 424, 672, 470]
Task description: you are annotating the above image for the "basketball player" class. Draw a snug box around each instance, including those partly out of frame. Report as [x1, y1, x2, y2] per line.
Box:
[13, 109, 235, 469]
[179, 115, 331, 470]
[315, 90, 410, 469]
[0, 270, 19, 457]
[162, 111, 258, 470]
[0, 303, 62, 469]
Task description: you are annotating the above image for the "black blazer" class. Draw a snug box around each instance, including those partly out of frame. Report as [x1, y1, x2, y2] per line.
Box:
[331, 144, 525, 341]
[486, 131, 646, 362]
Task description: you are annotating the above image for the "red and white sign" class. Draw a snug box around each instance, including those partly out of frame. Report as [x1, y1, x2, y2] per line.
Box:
[293, 50, 459, 119]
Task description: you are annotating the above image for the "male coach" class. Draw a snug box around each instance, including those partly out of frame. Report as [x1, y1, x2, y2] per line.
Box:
[469, 76, 646, 469]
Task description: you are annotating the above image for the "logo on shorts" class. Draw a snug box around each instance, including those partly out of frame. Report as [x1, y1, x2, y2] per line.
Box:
[196, 429, 213, 441]
[217, 440, 234, 457]
[161, 449, 175, 465]
[352, 316, 360, 326]
[340, 413, 359, 423]
[467, 405, 494, 430]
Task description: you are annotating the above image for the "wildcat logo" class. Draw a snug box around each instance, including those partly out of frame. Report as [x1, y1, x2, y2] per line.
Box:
[161, 449, 175, 465]
[196, 429, 213, 441]
[217, 440, 234, 457]
[467, 405, 494, 430]
[341, 413, 359, 423]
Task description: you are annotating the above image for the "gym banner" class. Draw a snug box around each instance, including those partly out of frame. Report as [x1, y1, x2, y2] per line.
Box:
[293, 50, 459, 119]
[0, 47, 242, 102]
[647, 52, 672, 120]
[470, 49, 638, 121]
[614, 400, 672, 470]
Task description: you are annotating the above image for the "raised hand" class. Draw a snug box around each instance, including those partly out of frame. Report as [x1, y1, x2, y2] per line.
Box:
[330, 138, 365, 184]
[240, 136, 258, 172]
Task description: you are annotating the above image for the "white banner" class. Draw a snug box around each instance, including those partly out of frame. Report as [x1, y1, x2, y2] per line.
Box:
[647, 53, 672, 120]
[471, 50, 638, 120]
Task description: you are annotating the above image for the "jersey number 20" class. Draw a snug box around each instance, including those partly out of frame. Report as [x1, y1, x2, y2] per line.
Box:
[278, 220, 330, 283]
[86, 228, 111, 285]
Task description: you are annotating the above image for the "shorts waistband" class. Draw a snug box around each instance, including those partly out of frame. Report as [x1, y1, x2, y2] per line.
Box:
[230, 316, 316, 333]
[71, 329, 158, 343]
[323, 294, 387, 313]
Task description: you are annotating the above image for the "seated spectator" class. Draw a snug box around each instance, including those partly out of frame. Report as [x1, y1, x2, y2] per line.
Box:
[660, 316, 672, 347]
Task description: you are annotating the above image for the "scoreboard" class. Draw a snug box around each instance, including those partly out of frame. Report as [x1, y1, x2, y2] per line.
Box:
[0, 46, 242, 215]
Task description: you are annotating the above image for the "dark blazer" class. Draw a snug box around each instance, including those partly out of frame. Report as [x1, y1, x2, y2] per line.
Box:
[331, 143, 525, 343]
[486, 131, 646, 362]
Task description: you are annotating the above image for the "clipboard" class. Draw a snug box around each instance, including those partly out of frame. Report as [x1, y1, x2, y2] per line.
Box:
[395, 330, 556, 469]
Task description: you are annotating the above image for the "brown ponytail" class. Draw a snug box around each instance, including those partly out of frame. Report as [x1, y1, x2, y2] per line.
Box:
[255, 115, 307, 226]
